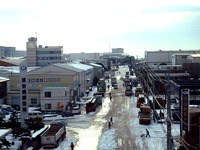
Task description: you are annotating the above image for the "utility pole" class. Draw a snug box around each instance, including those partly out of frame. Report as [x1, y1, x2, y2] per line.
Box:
[166, 78, 172, 150]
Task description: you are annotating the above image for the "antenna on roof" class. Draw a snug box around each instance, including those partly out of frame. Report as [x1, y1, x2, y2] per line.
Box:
[35, 32, 37, 38]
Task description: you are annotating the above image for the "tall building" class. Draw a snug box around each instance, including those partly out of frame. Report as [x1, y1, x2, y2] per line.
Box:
[26, 37, 63, 67]
[0, 46, 16, 58]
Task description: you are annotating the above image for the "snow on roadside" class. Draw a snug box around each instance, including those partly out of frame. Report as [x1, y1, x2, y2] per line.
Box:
[97, 128, 118, 150]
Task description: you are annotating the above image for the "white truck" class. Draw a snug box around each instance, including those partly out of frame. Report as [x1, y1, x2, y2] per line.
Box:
[41, 122, 66, 149]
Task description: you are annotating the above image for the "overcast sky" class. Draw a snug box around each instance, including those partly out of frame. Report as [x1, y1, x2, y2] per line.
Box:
[0, 0, 200, 57]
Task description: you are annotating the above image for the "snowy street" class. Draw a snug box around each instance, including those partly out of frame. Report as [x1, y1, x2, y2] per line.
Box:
[0, 66, 179, 150]
[39, 66, 174, 150]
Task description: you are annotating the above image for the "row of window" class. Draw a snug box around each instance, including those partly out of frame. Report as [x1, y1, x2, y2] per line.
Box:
[37, 51, 61, 54]
[28, 78, 61, 83]
[37, 57, 61, 60]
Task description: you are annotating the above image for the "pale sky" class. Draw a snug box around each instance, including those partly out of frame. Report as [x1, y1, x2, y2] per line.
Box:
[0, 0, 200, 58]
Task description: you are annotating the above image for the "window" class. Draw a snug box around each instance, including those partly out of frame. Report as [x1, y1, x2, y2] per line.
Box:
[22, 101, 26, 106]
[31, 98, 37, 106]
[22, 96, 26, 100]
[22, 90, 26, 94]
[45, 92, 51, 97]
[45, 103, 51, 109]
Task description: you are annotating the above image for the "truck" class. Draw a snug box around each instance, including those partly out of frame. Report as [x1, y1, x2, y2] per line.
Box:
[111, 77, 117, 86]
[93, 94, 103, 105]
[85, 98, 98, 113]
[97, 78, 106, 96]
[139, 105, 151, 125]
[41, 122, 66, 149]
[137, 93, 145, 108]
[125, 84, 132, 96]
[103, 71, 110, 79]
[135, 84, 143, 97]
[111, 69, 115, 77]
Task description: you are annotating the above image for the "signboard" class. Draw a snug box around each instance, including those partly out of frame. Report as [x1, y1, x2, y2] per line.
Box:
[20, 60, 28, 128]
[181, 89, 190, 132]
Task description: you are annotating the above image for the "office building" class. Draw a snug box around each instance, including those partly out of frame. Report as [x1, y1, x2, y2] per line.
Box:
[26, 37, 63, 67]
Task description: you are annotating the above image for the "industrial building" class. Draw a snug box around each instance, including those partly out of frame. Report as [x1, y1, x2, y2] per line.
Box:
[145, 50, 200, 67]
[6, 63, 96, 112]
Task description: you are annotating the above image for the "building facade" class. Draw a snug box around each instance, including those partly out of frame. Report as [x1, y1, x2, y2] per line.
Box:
[67, 52, 100, 61]
[26, 37, 63, 67]
[145, 50, 200, 67]
[0, 46, 16, 58]
[112, 48, 124, 54]
[6, 63, 94, 112]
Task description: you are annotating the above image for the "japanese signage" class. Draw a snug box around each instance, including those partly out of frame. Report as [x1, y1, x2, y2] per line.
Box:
[20, 60, 28, 128]
[181, 89, 190, 132]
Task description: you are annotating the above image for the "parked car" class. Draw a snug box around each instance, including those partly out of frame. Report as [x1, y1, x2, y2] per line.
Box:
[72, 105, 81, 115]
[62, 111, 74, 117]
[0, 105, 14, 115]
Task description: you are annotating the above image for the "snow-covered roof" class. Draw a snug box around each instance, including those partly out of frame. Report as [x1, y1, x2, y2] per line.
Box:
[54, 63, 83, 72]
[0, 58, 24, 66]
[190, 54, 200, 57]
[28, 64, 80, 75]
[0, 128, 12, 139]
[67, 63, 93, 70]
[89, 63, 102, 67]
[0, 76, 9, 82]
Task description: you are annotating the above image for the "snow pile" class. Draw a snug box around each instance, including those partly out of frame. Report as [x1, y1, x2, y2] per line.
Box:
[97, 128, 118, 150]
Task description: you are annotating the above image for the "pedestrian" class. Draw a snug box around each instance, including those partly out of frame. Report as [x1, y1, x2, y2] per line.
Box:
[107, 85, 110, 90]
[110, 95, 112, 101]
[137, 111, 141, 117]
[108, 121, 111, 129]
[70, 142, 75, 150]
[146, 129, 150, 137]
[110, 117, 113, 124]
[108, 79, 109, 83]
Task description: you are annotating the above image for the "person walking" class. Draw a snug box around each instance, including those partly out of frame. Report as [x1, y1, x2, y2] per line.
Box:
[108, 121, 111, 129]
[146, 129, 151, 137]
[110, 117, 113, 124]
[70, 142, 75, 150]
[107, 85, 110, 90]
[137, 111, 141, 117]
[110, 95, 112, 101]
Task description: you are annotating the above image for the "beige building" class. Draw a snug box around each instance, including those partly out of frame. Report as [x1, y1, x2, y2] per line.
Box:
[7, 63, 94, 112]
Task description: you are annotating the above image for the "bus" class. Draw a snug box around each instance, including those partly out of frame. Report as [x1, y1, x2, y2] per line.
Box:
[85, 98, 97, 113]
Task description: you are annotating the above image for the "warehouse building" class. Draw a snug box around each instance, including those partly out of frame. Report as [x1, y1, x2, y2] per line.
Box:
[6, 63, 94, 112]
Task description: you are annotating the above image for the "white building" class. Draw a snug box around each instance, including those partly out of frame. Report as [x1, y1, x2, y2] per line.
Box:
[187, 54, 200, 63]
[145, 50, 200, 67]
[26, 37, 63, 67]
